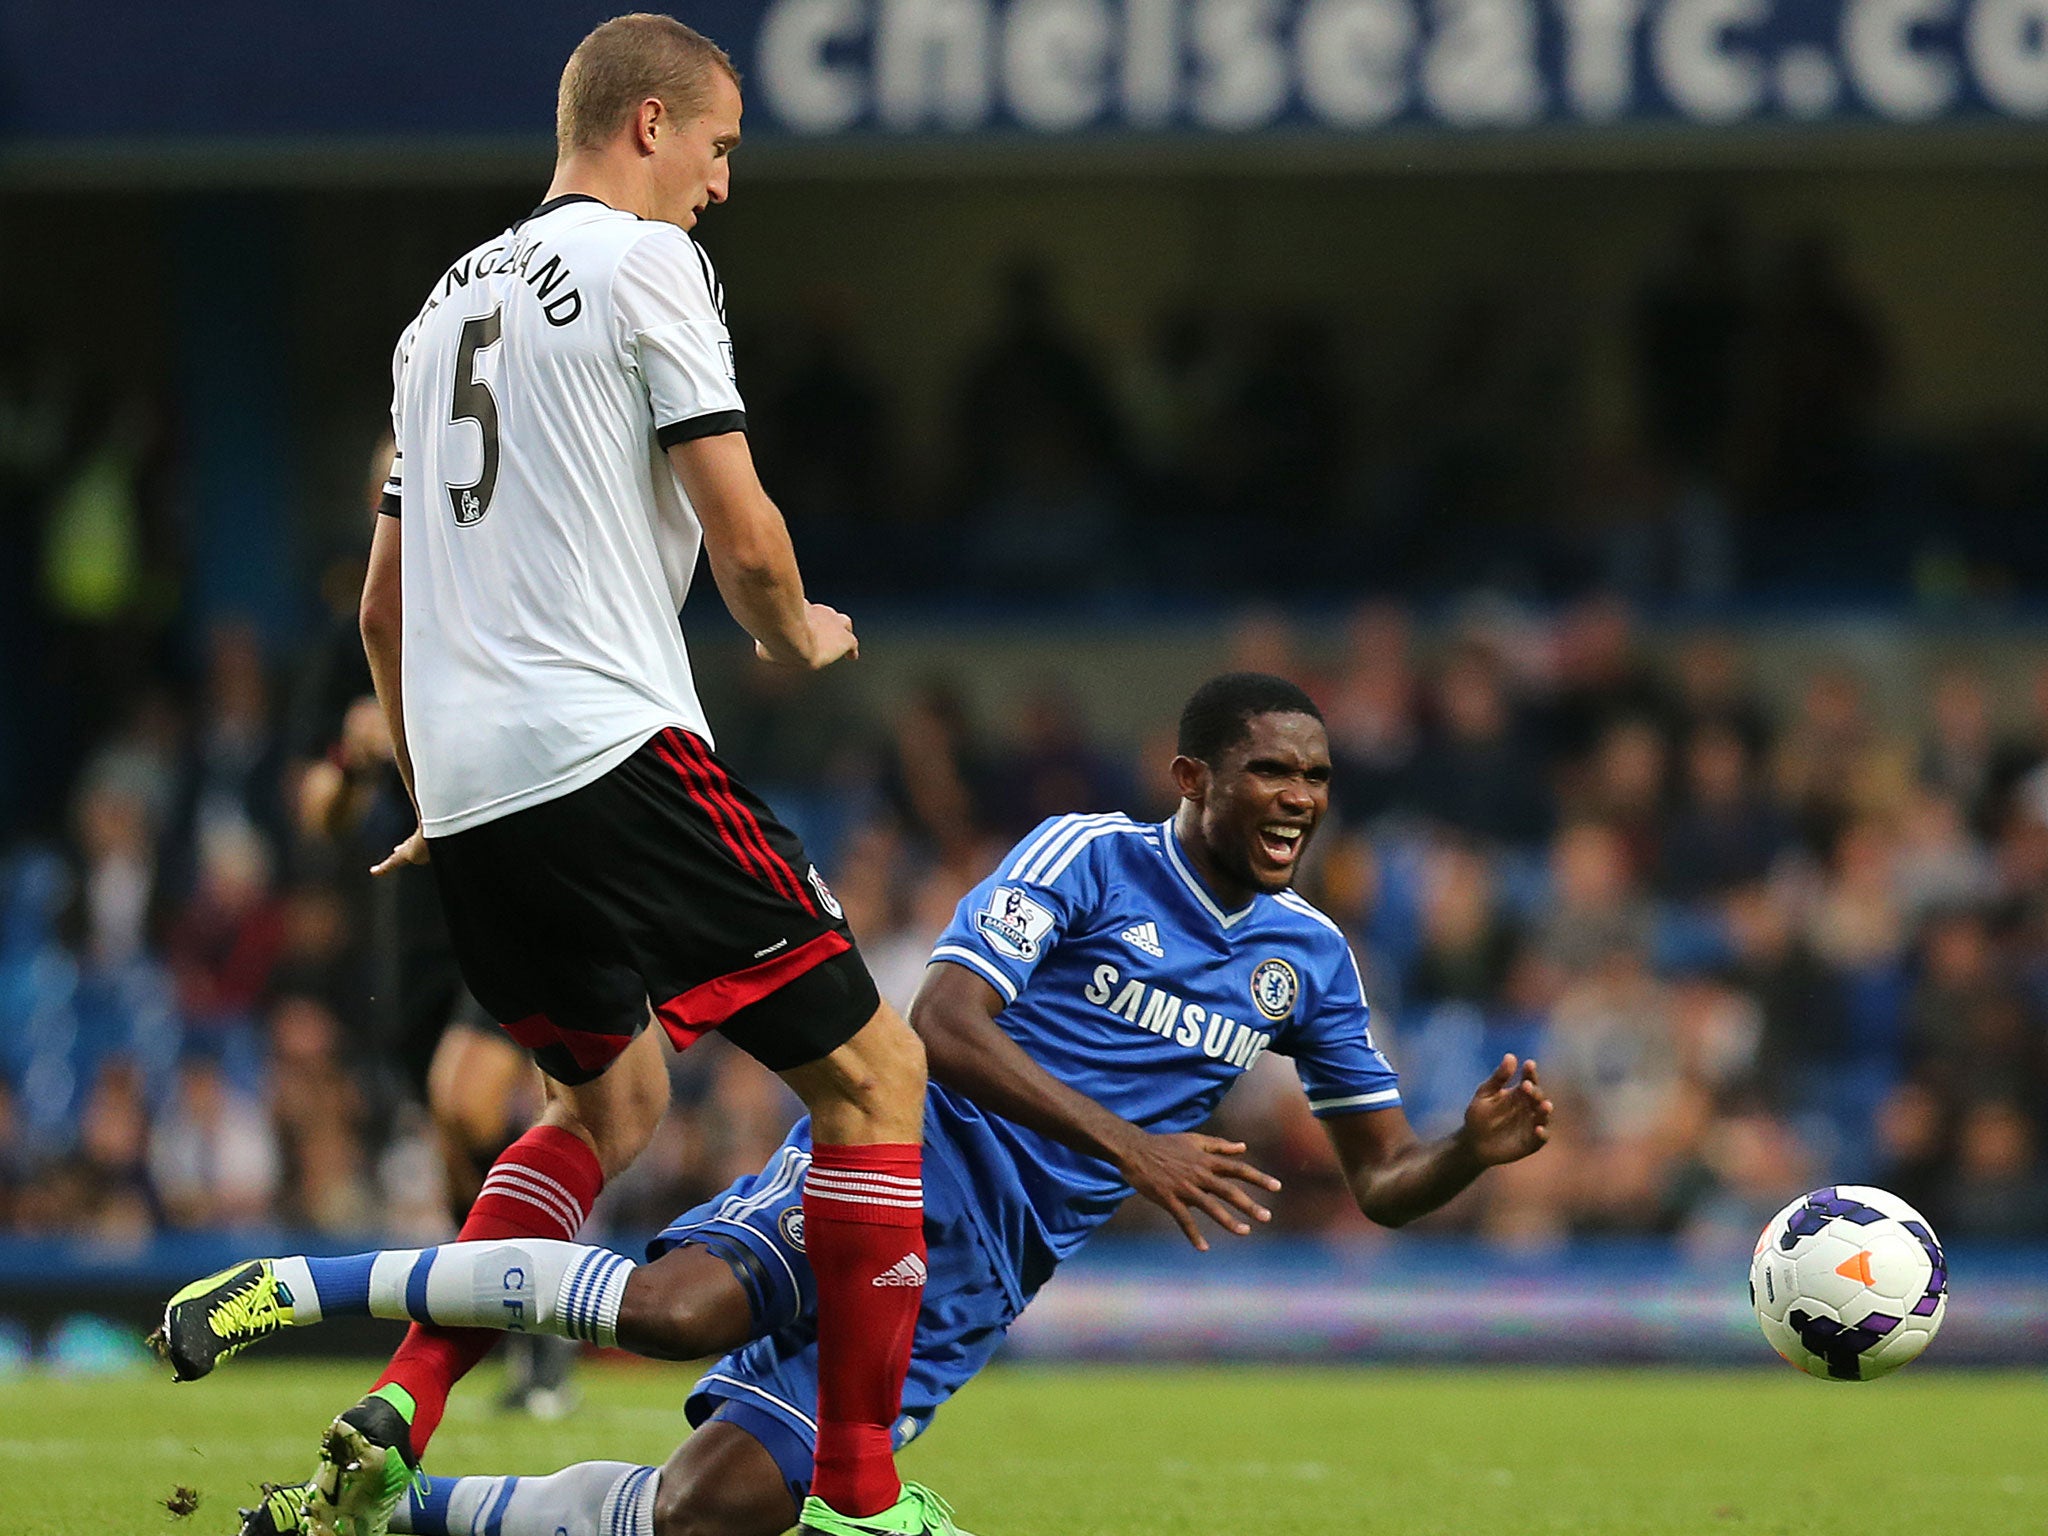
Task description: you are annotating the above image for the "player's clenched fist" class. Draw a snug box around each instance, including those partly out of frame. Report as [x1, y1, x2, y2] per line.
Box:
[756, 602, 858, 668]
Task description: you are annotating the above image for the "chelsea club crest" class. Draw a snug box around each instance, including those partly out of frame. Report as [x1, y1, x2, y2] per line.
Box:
[779, 1205, 806, 1252]
[1250, 958, 1298, 1021]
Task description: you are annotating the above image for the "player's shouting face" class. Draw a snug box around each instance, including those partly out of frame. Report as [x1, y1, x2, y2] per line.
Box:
[1174, 710, 1332, 901]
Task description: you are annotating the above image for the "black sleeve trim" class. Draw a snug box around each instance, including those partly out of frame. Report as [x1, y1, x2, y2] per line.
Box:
[377, 491, 402, 519]
[657, 410, 747, 448]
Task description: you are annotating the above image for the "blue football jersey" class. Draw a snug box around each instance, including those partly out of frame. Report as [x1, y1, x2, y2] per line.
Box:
[925, 813, 1400, 1304]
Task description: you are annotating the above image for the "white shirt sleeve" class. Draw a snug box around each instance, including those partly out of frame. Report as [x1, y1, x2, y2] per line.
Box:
[380, 333, 406, 517]
[614, 227, 746, 446]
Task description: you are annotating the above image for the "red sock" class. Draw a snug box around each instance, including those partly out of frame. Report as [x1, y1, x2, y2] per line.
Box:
[803, 1142, 925, 1517]
[372, 1124, 603, 1452]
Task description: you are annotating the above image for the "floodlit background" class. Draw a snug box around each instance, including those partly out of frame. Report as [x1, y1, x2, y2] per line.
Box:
[3, 0, 2048, 1376]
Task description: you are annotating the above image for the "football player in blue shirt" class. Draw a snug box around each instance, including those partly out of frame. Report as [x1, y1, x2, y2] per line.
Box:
[163, 673, 1551, 1536]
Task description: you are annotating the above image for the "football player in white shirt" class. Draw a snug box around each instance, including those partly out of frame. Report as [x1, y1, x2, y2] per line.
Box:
[159, 16, 959, 1536]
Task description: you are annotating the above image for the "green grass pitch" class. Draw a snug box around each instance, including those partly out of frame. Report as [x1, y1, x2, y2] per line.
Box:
[1, 1360, 2041, 1533]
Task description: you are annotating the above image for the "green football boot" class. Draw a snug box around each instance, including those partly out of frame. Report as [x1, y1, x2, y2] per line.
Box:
[308, 1388, 420, 1536]
[238, 1482, 317, 1536]
[798, 1482, 973, 1536]
[150, 1259, 296, 1381]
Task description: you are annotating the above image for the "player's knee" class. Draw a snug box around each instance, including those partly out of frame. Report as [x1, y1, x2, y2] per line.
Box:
[853, 1006, 927, 1104]
[551, 1034, 673, 1177]
[835, 1024, 925, 1137]
[430, 1085, 505, 1154]
[620, 1261, 750, 1360]
[651, 1464, 782, 1536]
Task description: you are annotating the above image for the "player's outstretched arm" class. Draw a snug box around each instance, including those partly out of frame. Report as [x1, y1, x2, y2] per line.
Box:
[1325, 1055, 1552, 1229]
[669, 433, 856, 670]
[911, 961, 1281, 1251]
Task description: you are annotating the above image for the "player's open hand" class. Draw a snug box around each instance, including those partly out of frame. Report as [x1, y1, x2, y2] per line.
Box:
[1114, 1130, 1283, 1252]
[1458, 1054, 1552, 1167]
[372, 825, 430, 876]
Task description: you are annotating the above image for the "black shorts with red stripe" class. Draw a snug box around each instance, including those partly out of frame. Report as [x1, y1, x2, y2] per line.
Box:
[428, 728, 879, 1086]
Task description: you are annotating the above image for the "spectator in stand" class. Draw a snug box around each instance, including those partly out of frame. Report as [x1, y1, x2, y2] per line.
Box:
[1668, 632, 1774, 759]
[746, 290, 891, 553]
[702, 646, 866, 804]
[68, 769, 161, 970]
[1723, 882, 1849, 1108]
[1542, 939, 1684, 1229]
[1921, 666, 2001, 832]
[1806, 816, 1907, 973]
[12, 1056, 158, 1241]
[1409, 643, 1552, 847]
[1942, 1099, 2048, 1239]
[148, 1049, 280, 1229]
[1572, 718, 1670, 883]
[268, 994, 371, 1231]
[954, 261, 1128, 591]
[1408, 842, 1517, 1010]
[1542, 597, 1671, 789]
[1904, 906, 2042, 1113]
[1987, 659, 2048, 820]
[1125, 717, 1183, 822]
[1892, 788, 1995, 921]
[164, 819, 285, 1051]
[995, 684, 1127, 840]
[68, 1054, 157, 1242]
[1772, 667, 1882, 854]
[1634, 210, 1751, 492]
[1872, 1078, 1949, 1220]
[1220, 314, 1347, 536]
[162, 621, 286, 899]
[879, 680, 996, 861]
[1660, 721, 1790, 901]
[1222, 606, 1312, 687]
[1750, 233, 1891, 528]
[862, 862, 981, 1022]
[1537, 821, 1652, 976]
[1324, 601, 1421, 826]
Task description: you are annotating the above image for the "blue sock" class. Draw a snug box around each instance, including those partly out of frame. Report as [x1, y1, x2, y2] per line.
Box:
[397, 1473, 461, 1536]
[272, 1254, 376, 1320]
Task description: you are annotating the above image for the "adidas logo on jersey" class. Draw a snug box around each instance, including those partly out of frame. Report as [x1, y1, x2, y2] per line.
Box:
[872, 1254, 928, 1288]
[1120, 921, 1165, 958]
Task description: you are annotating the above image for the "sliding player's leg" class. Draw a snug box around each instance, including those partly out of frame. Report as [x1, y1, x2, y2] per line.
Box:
[396, 1134, 1013, 1536]
[159, 1230, 757, 1378]
[387, 1422, 791, 1536]
[215, 1156, 802, 1536]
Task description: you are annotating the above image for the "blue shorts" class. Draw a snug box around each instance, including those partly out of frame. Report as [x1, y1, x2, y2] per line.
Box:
[651, 1119, 1021, 1504]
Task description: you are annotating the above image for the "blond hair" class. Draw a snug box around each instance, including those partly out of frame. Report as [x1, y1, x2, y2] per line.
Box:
[556, 14, 738, 156]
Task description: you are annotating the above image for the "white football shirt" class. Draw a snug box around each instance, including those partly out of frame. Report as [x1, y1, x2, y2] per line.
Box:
[381, 194, 745, 837]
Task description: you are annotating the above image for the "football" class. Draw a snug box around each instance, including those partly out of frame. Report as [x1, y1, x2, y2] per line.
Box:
[1750, 1185, 1948, 1382]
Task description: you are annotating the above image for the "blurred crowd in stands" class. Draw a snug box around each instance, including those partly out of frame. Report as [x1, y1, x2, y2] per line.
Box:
[3, 202, 2047, 1256]
[742, 216, 2048, 606]
[4, 593, 2048, 1253]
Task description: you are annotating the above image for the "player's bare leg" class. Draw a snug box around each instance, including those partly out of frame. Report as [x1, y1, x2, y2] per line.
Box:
[384, 1419, 789, 1536]
[652, 1423, 799, 1536]
[425, 1027, 537, 1211]
[313, 1025, 670, 1536]
[426, 1027, 576, 1416]
[776, 1003, 961, 1535]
